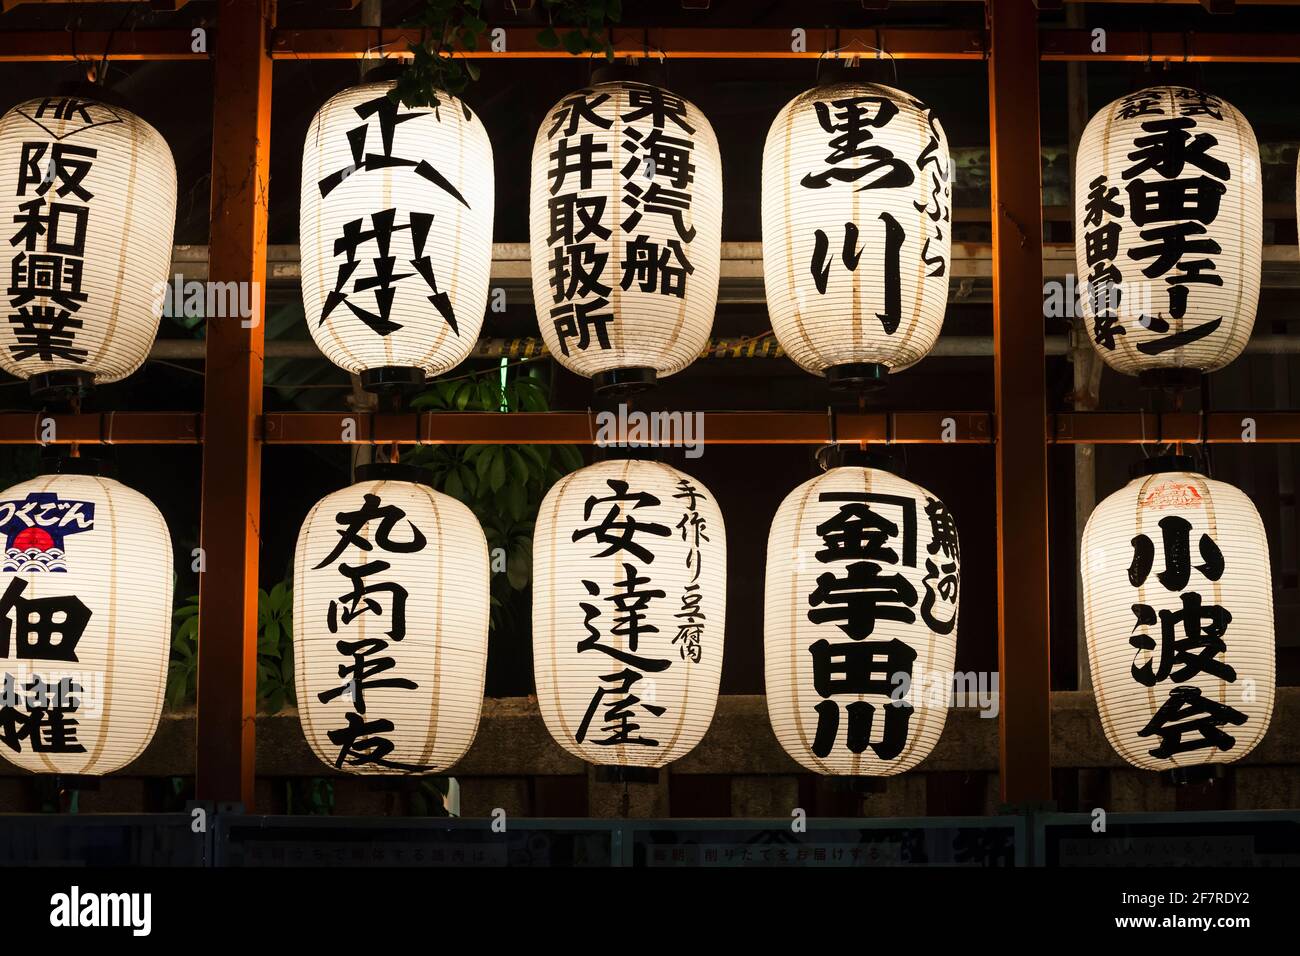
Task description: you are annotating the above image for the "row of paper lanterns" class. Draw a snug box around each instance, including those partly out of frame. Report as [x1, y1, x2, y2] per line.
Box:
[0, 451, 1274, 779]
[0, 74, 1279, 781]
[0, 71, 1274, 393]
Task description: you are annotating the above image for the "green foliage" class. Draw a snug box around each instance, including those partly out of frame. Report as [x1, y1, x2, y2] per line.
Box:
[391, 0, 620, 108]
[405, 368, 582, 634]
[409, 778, 452, 817]
[389, 0, 487, 106]
[285, 778, 335, 816]
[165, 581, 296, 714]
[536, 0, 622, 58]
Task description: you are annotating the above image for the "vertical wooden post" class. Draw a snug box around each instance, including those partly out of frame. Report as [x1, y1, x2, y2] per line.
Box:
[195, 0, 274, 807]
[987, 0, 1053, 805]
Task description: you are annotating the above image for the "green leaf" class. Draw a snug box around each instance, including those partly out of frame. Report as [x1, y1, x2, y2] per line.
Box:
[507, 537, 532, 590]
[445, 468, 464, 499]
[537, 26, 560, 48]
[561, 29, 587, 56]
[488, 451, 506, 491]
[475, 445, 496, 482]
[503, 479, 526, 521]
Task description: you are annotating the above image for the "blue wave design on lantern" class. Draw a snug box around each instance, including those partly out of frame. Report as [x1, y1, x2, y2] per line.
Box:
[1, 547, 67, 573]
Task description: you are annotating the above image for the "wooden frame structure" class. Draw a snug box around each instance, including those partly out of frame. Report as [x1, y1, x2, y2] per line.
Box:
[3, 0, 1298, 809]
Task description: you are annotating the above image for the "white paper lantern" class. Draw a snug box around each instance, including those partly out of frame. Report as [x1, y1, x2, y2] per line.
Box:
[0, 92, 176, 395]
[1074, 86, 1261, 382]
[533, 458, 726, 768]
[529, 68, 723, 392]
[762, 79, 952, 387]
[0, 462, 173, 775]
[1081, 457, 1274, 772]
[765, 461, 960, 776]
[293, 465, 489, 774]
[300, 80, 494, 390]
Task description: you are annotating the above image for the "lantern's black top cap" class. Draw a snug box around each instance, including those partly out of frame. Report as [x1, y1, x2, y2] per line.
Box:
[591, 59, 668, 89]
[39, 455, 114, 479]
[355, 462, 435, 487]
[817, 443, 903, 476]
[362, 60, 405, 84]
[816, 57, 896, 88]
[1130, 454, 1200, 480]
[54, 80, 131, 111]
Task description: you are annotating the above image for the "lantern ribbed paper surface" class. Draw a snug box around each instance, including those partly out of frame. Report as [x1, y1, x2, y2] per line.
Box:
[533, 459, 726, 768]
[1082, 469, 1275, 771]
[761, 81, 952, 377]
[765, 466, 960, 776]
[0, 95, 176, 386]
[529, 79, 723, 381]
[1074, 86, 1261, 376]
[0, 472, 173, 775]
[294, 477, 489, 774]
[300, 82, 494, 378]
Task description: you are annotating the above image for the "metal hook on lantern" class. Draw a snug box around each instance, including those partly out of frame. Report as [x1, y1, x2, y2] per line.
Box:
[817, 35, 899, 86]
[588, 34, 668, 83]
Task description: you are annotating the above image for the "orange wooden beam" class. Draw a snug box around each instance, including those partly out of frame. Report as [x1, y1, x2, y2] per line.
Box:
[258, 411, 995, 445]
[8, 410, 1300, 444]
[7, 26, 1300, 63]
[1039, 28, 1300, 63]
[0, 30, 203, 62]
[269, 27, 988, 60]
[989, 0, 1053, 807]
[194, 0, 273, 809]
[0, 412, 201, 444]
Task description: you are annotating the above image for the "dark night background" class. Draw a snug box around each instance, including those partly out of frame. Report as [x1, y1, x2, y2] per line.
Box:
[1, 0, 1298, 702]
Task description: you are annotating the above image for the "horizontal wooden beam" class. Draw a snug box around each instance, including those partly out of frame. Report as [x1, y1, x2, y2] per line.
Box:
[1040, 28, 1300, 63]
[9, 411, 1300, 446]
[0, 30, 203, 62]
[0, 412, 201, 445]
[261, 411, 996, 445]
[7, 27, 1300, 64]
[269, 27, 988, 61]
[1052, 411, 1300, 444]
[12, 689, 1290, 781]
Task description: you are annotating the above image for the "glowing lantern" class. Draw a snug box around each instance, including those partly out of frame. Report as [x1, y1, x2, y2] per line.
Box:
[0, 90, 176, 397]
[1074, 86, 1261, 385]
[0, 459, 173, 775]
[293, 464, 489, 774]
[300, 76, 494, 391]
[529, 64, 723, 393]
[762, 73, 952, 389]
[1082, 456, 1274, 773]
[765, 453, 960, 775]
[533, 458, 726, 769]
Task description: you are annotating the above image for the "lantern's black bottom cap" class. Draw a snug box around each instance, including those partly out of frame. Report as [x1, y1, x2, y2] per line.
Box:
[1129, 453, 1200, 480]
[1138, 367, 1201, 392]
[828, 775, 888, 794]
[42, 774, 103, 791]
[355, 462, 434, 487]
[29, 370, 94, 400]
[827, 362, 889, 393]
[360, 366, 426, 394]
[39, 454, 114, 478]
[594, 765, 660, 785]
[593, 367, 657, 397]
[1164, 764, 1225, 787]
[816, 443, 903, 475]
